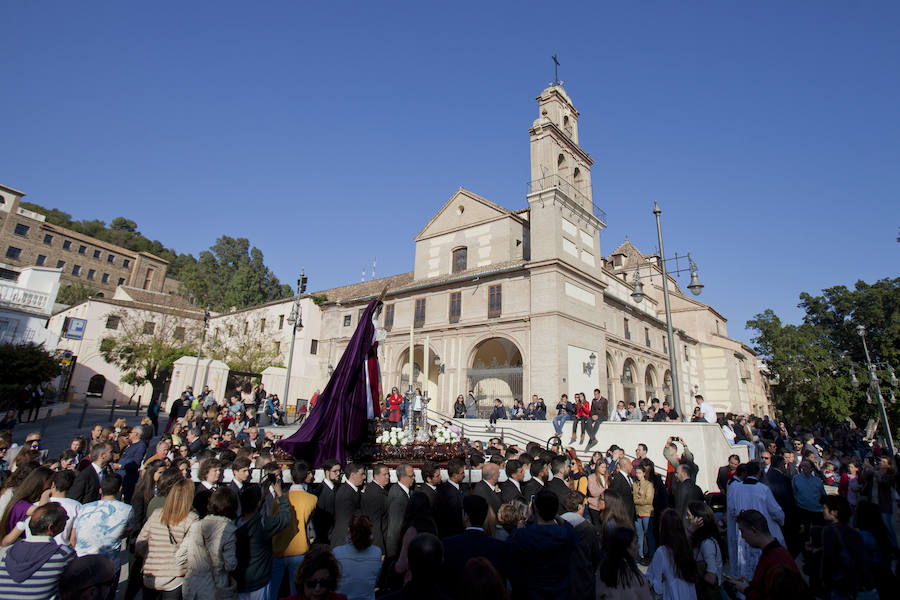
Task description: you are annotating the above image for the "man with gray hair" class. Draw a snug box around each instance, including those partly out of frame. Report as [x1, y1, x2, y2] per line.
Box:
[114, 425, 147, 502]
[473, 462, 502, 515]
[186, 427, 204, 455]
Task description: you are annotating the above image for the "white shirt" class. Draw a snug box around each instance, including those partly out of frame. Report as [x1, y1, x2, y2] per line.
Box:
[412, 395, 423, 411]
[92, 462, 104, 481]
[398, 482, 411, 496]
[323, 479, 335, 490]
[449, 480, 460, 490]
[699, 401, 717, 424]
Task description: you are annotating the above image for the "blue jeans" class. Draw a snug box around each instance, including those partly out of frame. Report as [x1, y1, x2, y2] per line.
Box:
[635, 516, 650, 558]
[552, 414, 573, 435]
[736, 440, 756, 459]
[268, 554, 305, 600]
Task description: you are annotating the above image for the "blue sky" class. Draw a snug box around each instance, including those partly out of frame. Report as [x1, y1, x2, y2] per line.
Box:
[2, 2, 898, 344]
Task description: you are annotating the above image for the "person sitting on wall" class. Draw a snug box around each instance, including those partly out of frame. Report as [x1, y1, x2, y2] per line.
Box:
[488, 399, 508, 426]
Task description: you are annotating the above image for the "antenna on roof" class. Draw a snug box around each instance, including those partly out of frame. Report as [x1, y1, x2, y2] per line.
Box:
[361, 269, 366, 283]
[372, 256, 376, 281]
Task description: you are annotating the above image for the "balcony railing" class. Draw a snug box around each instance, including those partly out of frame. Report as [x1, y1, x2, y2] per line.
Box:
[527, 174, 607, 225]
[0, 282, 50, 312]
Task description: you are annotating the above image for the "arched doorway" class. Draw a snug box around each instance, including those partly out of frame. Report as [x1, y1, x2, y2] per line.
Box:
[467, 337, 523, 418]
[87, 374, 106, 397]
[644, 366, 657, 402]
[397, 345, 439, 401]
[622, 359, 637, 407]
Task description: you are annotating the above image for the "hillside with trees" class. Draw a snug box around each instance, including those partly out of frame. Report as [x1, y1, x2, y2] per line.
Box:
[21, 201, 291, 311]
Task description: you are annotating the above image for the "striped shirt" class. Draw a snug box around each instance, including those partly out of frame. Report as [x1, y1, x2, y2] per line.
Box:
[136, 508, 198, 591]
[0, 537, 75, 600]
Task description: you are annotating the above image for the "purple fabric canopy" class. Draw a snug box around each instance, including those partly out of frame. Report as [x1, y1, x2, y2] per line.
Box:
[276, 297, 381, 467]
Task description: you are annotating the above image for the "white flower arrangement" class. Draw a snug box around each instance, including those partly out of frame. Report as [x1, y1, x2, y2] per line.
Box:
[377, 427, 412, 447]
[431, 426, 461, 444]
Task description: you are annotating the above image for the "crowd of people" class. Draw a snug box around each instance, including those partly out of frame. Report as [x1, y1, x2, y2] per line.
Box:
[0, 381, 896, 600]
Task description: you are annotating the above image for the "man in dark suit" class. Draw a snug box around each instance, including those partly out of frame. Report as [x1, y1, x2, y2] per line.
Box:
[441, 495, 510, 598]
[544, 456, 571, 515]
[608, 457, 636, 521]
[472, 463, 502, 516]
[418, 461, 441, 507]
[434, 457, 466, 539]
[499, 459, 526, 504]
[521, 458, 548, 501]
[68, 442, 112, 504]
[361, 463, 390, 551]
[673, 463, 703, 517]
[115, 426, 148, 503]
[717, 454, 740, 494]
[386, 463, 414, 559]
[330, 463, 364, 547]
[313, 459, 341, 544]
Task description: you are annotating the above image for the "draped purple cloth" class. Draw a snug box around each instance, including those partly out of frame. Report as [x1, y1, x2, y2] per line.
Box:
[276, 297, 381, 467]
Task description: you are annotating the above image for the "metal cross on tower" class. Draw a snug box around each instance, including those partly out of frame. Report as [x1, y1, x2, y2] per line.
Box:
[552, 54, 562, 86]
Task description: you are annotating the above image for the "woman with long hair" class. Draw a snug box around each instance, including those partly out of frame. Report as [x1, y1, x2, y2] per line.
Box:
[147, 467, 186, 518]
[0, 465, 53, 539]
[462, 556, 510, 600]
[632, 463, 654, 564]
[646, 508, 697, 599]
[333, 513, 381, 600]
[600, 489, 634, 547]
[0, 461, 37, 521]
[137, 478, 198, 598]
[587, 460, 609, 526]
[394, 492, 437, 584]
[685, 501, 725, 599]
[453, 395, 467, 419]
[387, 387, 403, 424]
[596, 527, 652, 600]
[177, 487, 239, 600]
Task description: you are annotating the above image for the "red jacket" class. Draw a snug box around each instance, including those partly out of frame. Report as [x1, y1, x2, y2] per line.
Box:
[576, 400, 591, 418]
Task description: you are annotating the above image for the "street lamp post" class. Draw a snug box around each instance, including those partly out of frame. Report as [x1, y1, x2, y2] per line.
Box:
[190, 306, 211, 394]
[282, 270, 308, 411]
[630, 201, 704, 418]
[854, 325, 896, 455]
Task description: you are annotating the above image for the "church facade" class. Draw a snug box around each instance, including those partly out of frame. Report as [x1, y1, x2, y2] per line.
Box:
[288, 84, 772, 420]
[48, 84, 773, 420]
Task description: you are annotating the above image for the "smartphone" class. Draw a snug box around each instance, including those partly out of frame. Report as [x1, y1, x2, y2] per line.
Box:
[266, 473, 278, 484]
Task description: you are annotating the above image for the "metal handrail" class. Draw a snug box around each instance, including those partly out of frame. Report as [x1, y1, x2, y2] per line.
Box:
[526, 174, 607, 224]
[426, 407, 556, 449]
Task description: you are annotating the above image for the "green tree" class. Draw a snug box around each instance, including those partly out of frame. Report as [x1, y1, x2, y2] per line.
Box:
[110, 217, 138, 232]
[206, 315, 282, 374]
[0, 343, 63, 410]
[99, 309, 198, 404]
[178, 236, 291, 311]
[56, 283, 100, 305]
[747, 277, 900, 434]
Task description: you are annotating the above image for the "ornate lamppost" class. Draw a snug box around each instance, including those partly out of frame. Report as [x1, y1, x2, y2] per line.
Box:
[630, 201, 704, 417]
[850, 325, 897, 455]
[282, 270, 308, 410]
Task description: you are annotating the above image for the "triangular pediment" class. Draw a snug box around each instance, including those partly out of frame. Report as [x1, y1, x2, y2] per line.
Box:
[414, 188, 521, 241]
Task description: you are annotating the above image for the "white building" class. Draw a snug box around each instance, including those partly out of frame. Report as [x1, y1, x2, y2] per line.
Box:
[0, 265, 62, 347]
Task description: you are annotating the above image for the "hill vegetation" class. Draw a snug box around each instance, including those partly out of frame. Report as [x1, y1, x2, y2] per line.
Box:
[21, 201, 291, 310]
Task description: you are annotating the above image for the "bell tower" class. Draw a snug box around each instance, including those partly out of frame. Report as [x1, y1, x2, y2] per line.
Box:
[529, 86, 594, 209]
[526, 85, 605, 272]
